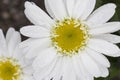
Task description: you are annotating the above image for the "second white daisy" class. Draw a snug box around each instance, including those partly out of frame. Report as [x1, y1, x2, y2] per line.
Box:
[0, 28, 34, 80]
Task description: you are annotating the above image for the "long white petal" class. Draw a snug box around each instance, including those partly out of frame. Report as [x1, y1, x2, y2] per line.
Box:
[62, 57, 76, 80]
[81, 0, 96, 20]
[87, 3, 116, 25]
[19, 38, 36, 48]
[94, 34, 120, 43]
[89, 22, 120, 35]
[86, 48, 110, 67]
[6, 28, 15, 43]
[23, 75, 34, 80]
[23, 66, 34, 75]
[24, 1, 53, 27]
[75, 53, 94, 80]
[72, 0, 89, 19]
[33, 58, 57, 80]
[7, 31, 21, 57]
[25, 38, 51, 59]
[13, 46, 25, 65]
[0, 29, 7, 56]
[98, 65, 109, 77]
[88, 39, 120, 57]
[20, 26, 50, 38]
[32, 47, 57, 70]
[64, 0, 75, 17]
[72, 56, 83, 77]
[44, 0, 55, 18]
[45, 0, 67, 20]
[80, 52, 101, 77]
[46, 57, 62, 80]
[72, 55, 94, 80]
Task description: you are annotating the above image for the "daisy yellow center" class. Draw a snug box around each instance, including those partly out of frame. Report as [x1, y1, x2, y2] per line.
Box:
[0, 57, 22, 80]
[51, 18, 89, 56]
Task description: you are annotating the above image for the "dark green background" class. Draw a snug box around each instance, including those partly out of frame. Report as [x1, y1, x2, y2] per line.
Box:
[0, 0, 120, 80]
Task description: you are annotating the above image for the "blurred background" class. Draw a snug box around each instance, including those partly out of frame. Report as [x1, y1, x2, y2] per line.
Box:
[0, 0, 120, 80]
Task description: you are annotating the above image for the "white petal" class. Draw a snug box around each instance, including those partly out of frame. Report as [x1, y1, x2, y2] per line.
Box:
[72, 55, 93, 80]
[13, 52, 27, 68]
[80, 52, 101, 77]
[80, 0, 96, 20]
[45, 0, 67, 20]
[94, 34, 120, 43]
[86, 48, 110, 67]
[20, 26, 50, 38]
[19, 38, 43, 48]
[23, 75, 34, 80]
[62, 57, 76, 80]
[111, 52, 120, 57]
[33, 58, 57, 80]
[72, 56, 83, 77]
[62, 69, 76, 80]
[25, 38, 51, 59]
[44, 0, 55, 18]
[88, 38, 120, 57]
[32, 47, 57, 71]
[98, 65, 109, 77]
[19, 38, 36, 48]
[46, 57, 62, 80]
[23, 66, 34, 75]
[0, 29, 7, 56]
[13, 45, 24, 60]
[64, 0, 75, 17]
[73, 54, 94, 80]
[13, 47, 28, 68]
[89, 22, 120, 35]
[6, 28, 15, 43]
[24, 1, 53, 27]
[7, 31, 21, 57]
[87, 3, 116, 24]
[72, 0, 89, 19]
[13, 48, 27, 68]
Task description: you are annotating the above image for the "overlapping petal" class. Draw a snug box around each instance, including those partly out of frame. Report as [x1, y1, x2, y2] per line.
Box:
[45, 0, 67, 20]
[94, 34, 120, 43]
[89, 22, 120, 35]
[88, 39, 120, 57]
[32, 47, 57, 70]
[0, 29, 7, 56]
[25, 1, 53, 27]
[87, 3, 116, 25]
[20, 26, 50, 38]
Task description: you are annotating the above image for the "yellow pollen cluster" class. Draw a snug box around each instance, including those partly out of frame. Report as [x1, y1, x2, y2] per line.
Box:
[0, 57, 22, 80]
[51, 18, 89, 56]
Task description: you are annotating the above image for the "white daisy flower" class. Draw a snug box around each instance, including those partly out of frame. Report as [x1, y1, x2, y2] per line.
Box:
[20, 0, 120, 80]
[0, 28, 34, 80]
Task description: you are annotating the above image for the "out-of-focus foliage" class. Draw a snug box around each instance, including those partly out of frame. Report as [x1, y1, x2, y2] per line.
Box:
[95, 0, 120, 80]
